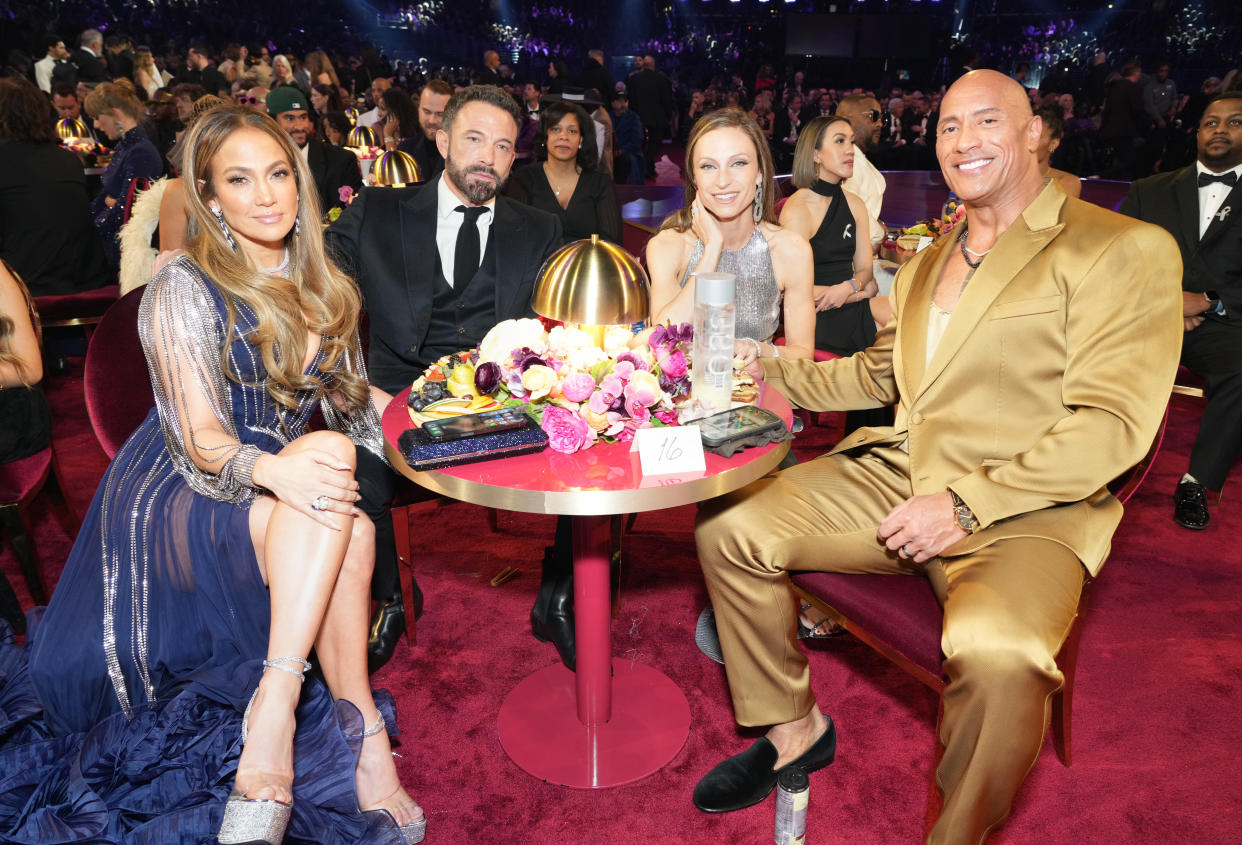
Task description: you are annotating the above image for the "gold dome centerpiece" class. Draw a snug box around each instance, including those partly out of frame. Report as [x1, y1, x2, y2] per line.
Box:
[372, 149, 423, 187]
[346, 124, 378, 150]
[57, 117, 89, 140]
[532, 235, 650, 346]
[344, 106, 360, 126]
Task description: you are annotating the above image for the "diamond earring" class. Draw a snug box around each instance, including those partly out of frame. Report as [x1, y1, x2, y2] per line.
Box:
[753, 183, 763, 224]
[211, 205, 238, 251]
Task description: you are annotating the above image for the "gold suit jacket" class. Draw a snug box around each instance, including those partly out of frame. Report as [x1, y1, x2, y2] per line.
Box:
[762, 182, 1184, 576]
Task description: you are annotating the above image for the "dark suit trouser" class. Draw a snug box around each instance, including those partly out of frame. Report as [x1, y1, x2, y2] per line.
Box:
[643, 126, 666, 176]
[356, 447, 402, 601]
[696, 447, 1085, 845]
[1182, 319, 1242, 491]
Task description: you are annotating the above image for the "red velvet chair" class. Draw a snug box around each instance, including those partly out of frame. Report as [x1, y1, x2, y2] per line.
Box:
[84, 288, 152, 459]
[790, 411, 1166, 790]
[0, 449, 54, 626]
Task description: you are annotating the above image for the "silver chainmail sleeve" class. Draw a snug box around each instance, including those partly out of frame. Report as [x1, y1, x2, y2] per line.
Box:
[139, 256, 266, 505]
[319, 332, 387, 465]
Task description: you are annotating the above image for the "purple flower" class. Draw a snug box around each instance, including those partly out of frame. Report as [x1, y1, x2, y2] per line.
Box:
[474, 361, 501, 395]
[517, 350, 547, 372]
[615, 352, 649, 371]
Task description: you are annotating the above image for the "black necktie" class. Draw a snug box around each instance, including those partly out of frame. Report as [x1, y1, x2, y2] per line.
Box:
[454, 205, 487, 289]
[1198, 171, 1238, 188]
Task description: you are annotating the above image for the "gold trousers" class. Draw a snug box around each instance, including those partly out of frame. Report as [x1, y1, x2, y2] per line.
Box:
[696, 448, 1085, 845]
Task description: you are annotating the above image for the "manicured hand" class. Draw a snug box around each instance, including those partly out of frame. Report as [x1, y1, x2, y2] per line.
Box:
[877, 491, 967, 563]
[254, 450, 360, 531]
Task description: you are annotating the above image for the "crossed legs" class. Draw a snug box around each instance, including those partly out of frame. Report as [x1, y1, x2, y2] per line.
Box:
[697, 450, 1084, 844]
[241, 430, 422, 827]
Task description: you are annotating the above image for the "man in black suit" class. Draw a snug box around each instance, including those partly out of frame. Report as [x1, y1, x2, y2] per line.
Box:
[627, 55, 674, 179]
[1120, 92, 1242, 530]
[477, 50, 502, 87]
[267, 87, 361, 217]
[326, 85, 562, 672]
[179, 42, 228, 98]
[104, 34, 134, 83]
[406, 79, 451, 180]
[70, 29, 108, 84]
[580, 50, 615, 104]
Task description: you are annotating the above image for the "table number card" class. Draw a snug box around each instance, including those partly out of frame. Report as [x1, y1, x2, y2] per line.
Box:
[633, 425, 706, 477]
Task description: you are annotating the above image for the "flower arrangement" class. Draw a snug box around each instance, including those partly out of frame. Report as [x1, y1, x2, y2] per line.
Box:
[407, 318, 694, 454]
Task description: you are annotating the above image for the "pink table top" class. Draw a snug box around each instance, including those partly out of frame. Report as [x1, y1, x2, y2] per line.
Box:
[382, 384, 793, 516]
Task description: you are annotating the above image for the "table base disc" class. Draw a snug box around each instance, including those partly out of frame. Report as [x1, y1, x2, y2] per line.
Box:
[498, 659, 691, 788]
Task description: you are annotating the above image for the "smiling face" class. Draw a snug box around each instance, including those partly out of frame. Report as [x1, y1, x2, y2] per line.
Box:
[936, 71, 1042, 207]
[205, 127, 298, 263]
[1197, 97, 1242, 172]
[439, 100, 517, 205]
[546, 112, 581, 163]
[276, 109, 311, 148]
[692, 126, 761, 222]
[814, 119, 856, 183]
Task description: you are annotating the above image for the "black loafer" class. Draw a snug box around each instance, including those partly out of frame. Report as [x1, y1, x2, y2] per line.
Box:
[1173, 480, 1210, 530]
[367, 595, 406, 674]
[692, 717, 836, 813]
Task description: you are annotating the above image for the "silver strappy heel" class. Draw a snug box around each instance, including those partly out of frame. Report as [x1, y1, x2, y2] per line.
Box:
[357, 712, 427, 844]
[218, 656, 311, 845]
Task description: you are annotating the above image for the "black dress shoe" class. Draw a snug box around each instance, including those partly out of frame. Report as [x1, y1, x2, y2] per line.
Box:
[367, 595, 406, 674]
[693, 717, 836, 813]
[530, 542, 575, 671]
[1173, 479, 1210, 530]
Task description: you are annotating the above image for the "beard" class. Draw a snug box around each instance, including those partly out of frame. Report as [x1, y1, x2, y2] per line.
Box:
[446, 158, 504, 205]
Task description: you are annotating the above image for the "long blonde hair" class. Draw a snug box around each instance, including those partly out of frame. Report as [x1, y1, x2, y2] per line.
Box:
[660, 108, 778, 233]
[305, 51, 340, 89]
[0, 261, 39, 387]
[180, 106, 368, 413]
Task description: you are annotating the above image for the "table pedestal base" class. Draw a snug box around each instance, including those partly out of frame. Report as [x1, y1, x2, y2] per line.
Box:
[498, 659, 690, 788]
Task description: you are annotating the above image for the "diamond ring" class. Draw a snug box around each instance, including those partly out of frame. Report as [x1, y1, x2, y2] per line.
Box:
[311, 495, 331, 511]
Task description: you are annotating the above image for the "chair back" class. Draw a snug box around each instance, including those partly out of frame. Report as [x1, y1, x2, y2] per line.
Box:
[85, 287, 153, 458]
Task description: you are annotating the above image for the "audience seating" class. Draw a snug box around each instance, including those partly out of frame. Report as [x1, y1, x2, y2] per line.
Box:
[84, 288, 152, 459]
[0, 449, 55, 622]
[790, 411, 1166, 791]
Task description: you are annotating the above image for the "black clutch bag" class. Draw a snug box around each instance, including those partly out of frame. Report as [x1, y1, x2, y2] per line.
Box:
[397, 418, 549, 471]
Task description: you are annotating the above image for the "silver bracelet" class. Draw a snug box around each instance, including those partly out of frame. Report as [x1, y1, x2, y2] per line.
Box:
[845, 277, 859, 293]
[771, 341, 780, 359]
[746, 337, 763, 359]
[229, 444, 264, 489]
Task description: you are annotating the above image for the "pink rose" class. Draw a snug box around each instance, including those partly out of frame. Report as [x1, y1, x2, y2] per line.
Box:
[338, 186, 355, 204]
[624, 370, 662, 408]
[541, 405, 591, 454]
[561, 372, 597, 403]
[657, 348, 688, 380]
[611, 360, 636, 382]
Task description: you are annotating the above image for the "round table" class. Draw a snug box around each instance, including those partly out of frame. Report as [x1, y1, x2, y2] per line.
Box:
[381, 385, 793, 788]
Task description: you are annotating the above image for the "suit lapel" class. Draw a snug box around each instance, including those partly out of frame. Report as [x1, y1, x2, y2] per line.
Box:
[398, 183, 441, 327]
[914, 182, 1066, 399]
[490, 198, 530, 316]
[1174, 166, 1201, 247]
[896, 235, 951, 398]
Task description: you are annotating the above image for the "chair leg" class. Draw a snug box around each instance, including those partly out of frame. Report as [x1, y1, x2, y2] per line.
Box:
[0, 504, 47, 606]
[390, 505, 416, 648]
[1051, 612, 1087, 767]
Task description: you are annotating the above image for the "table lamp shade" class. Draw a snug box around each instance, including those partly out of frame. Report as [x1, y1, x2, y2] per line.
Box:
[57, 118, 89, 139]
[347, 125, 378, 148]
[372, 149, 423, 187]
[532, 235, 650, 327]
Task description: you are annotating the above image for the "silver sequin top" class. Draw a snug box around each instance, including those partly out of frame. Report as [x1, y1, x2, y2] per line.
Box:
[679, 227, 781, 343]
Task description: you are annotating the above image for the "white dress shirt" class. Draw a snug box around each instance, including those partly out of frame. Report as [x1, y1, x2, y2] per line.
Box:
[357, 107, 383, 129]
[842, 145, 886, 247]
[1196, 161, 1242, 239]
[34, 55, 57, 93]
[435, 174, 494, 287]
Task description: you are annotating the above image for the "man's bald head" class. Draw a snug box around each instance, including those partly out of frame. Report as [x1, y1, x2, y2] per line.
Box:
[936, 70, 1044, 209]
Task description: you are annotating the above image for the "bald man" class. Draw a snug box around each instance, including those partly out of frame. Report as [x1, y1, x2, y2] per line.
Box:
[691, 71, 1183, 843]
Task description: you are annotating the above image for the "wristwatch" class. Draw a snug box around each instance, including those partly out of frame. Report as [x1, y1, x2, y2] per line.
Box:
[949, 490, 979, 534]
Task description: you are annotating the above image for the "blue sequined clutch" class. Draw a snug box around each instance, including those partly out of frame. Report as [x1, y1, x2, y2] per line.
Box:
[397, 420, 548, 471]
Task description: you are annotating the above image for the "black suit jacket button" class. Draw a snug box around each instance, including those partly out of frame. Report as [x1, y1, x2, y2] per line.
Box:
[458, 327, 466, 334]
[407, 345, 418, 355]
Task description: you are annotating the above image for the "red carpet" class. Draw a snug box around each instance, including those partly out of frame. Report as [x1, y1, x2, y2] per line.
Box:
[4, 366, 1239, 844]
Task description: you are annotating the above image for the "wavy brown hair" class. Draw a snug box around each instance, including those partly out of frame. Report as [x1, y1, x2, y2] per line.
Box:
[0, 261, 40, 387]
[180, 106, 368, 413]
[660, 107, 778, 233]
[0, 76, 56, 143]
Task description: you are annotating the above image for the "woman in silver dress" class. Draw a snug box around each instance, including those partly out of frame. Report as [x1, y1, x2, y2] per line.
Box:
[646, 108, 815, 369]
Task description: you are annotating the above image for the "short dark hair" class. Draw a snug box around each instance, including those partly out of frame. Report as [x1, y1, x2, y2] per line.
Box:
[42, 35, 63, 54]
[1121, 61, 1141, 78]
[0, 76, 56, 143]
[104, 34, 126, 50]
[441, 84, 522, 136]
[1035, 106, 1064, 141]
[536, 101, 599, 170]
[420, 78, 453, 99]
[188, 41, 211, 59]
[50, 82, 78, 100]
[1206, 90, 1242, 109]
[171, 83, 206, 102]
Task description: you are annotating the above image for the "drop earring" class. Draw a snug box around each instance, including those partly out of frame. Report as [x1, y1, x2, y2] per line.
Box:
[211, 205, 238, 251]
[294, 214, 301, 237]
[753, 183, 763, 224]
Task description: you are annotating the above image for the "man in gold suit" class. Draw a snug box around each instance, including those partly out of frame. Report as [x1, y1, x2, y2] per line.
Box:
[691, 70, 1184, 844]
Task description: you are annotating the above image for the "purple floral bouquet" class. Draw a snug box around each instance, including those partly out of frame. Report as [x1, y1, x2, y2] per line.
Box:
[463, 318, 693, 454]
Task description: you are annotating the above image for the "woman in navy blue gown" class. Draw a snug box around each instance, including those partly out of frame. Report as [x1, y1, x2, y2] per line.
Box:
[0, 106, 424, 844]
